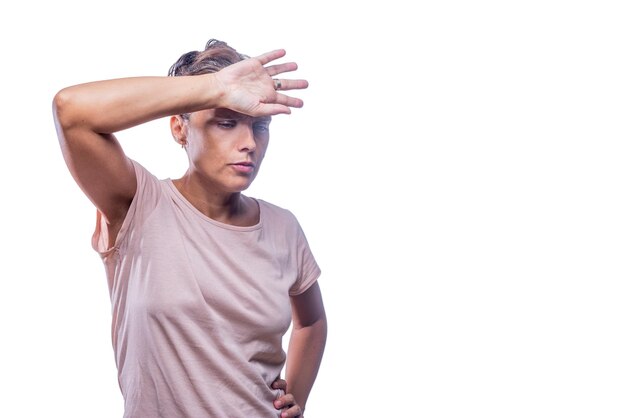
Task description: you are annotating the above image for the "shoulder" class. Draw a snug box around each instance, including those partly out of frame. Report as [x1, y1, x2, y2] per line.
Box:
[129, 159, 161, 184]
[129, 159, 171, 198]
[257, 199, 302, 229]
[257, 198, 296, 219]
[124, 160, 169, 225]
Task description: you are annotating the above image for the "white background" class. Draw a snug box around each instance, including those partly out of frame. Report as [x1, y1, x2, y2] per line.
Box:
[1, 1, 625, 417]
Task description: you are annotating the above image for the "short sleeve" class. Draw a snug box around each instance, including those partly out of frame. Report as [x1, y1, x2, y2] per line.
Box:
[289, 221, 321, 296]
[91, 160, 162, 257]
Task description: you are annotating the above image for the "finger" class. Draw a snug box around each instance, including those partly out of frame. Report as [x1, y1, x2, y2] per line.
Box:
[274, 392, 296, 409]
[280, 403, 303, 418]
[255, 49, 286, 66]
[274, 93, 304, 109]
[271, 379, 287, 390]
[273, 79, 309, 92]
[257, 103, 293, 116]
[265, 62, 299, 77]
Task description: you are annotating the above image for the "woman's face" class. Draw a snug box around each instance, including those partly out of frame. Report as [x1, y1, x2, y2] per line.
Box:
[176, 108, 271, 193]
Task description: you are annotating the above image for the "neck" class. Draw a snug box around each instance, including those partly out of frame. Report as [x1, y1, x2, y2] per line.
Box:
[172, 175, 257, 226]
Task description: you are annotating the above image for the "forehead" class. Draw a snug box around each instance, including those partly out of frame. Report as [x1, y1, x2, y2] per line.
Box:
[213, 108, 271, 122]
[214, 108, 243, 119]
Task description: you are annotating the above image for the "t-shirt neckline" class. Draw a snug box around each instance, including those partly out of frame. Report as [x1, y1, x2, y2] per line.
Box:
[164, 179, 263, 232]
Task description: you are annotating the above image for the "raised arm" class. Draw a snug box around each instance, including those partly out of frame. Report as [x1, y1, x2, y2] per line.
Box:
[52, 49, 307, 228]
[52, 75, 219, 229]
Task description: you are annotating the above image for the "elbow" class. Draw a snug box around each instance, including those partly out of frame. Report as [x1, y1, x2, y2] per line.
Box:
[52, 88, 76, 131]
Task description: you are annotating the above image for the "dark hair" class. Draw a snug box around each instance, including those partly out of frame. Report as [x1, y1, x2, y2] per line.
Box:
[168, 39, 249, 77]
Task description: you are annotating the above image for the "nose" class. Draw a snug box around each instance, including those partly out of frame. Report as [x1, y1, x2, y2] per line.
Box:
[238, 125, 256, 153]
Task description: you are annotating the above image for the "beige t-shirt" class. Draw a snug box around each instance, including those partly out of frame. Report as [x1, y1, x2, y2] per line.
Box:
[92, 161, 321, 418]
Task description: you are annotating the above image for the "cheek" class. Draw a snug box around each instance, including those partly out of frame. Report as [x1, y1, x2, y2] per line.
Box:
[187, 140, 214, 164]
[188, 132, 218, 155]
[257, 137, 270, 156]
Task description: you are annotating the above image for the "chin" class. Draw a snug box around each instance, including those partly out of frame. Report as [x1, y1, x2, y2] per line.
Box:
[232, 175, 257, 192]
[228, 180, 253, 193]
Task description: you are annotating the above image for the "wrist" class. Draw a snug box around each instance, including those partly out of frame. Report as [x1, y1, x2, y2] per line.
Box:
[203, 72, 227, 109]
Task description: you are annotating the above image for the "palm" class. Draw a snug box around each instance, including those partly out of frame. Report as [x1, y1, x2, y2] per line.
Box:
[213, 49, 308, 116]
[217, 59, 276, 115]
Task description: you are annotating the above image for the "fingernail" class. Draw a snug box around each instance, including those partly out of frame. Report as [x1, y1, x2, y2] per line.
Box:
[275, 400, 283, 408]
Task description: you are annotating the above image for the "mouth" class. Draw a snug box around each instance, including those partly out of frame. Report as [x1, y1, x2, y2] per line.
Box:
[230, 161, 256, 174]
[232, 161, 255, 167]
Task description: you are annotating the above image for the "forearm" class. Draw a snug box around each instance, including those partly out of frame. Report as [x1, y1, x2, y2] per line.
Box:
[53, 74, 222, 134]
[285, 317, 327, 411]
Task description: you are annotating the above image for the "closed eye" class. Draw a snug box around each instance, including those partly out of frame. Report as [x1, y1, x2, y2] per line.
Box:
[217, 120, 237, 128]
[253, 122, 270, 133]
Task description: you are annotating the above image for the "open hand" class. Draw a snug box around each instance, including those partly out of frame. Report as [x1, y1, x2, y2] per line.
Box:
[213, 49, 309, 117]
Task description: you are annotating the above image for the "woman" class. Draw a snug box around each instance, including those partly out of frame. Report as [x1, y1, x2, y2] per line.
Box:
[53, 39, 327, 418]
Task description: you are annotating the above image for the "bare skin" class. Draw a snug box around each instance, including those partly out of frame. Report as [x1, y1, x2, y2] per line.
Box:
[169, 107, 271, 227]
[53, 48, 326, 417]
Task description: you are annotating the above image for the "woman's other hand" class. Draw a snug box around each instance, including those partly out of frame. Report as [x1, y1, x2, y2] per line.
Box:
[272, 378, 304, 418]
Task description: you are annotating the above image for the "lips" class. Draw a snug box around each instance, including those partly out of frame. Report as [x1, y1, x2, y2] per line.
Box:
[230, 161, 255, 174]
[232, 161, 255, 167]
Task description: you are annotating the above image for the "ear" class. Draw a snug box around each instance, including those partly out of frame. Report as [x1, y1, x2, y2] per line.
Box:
[170, 115, 187, 147]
